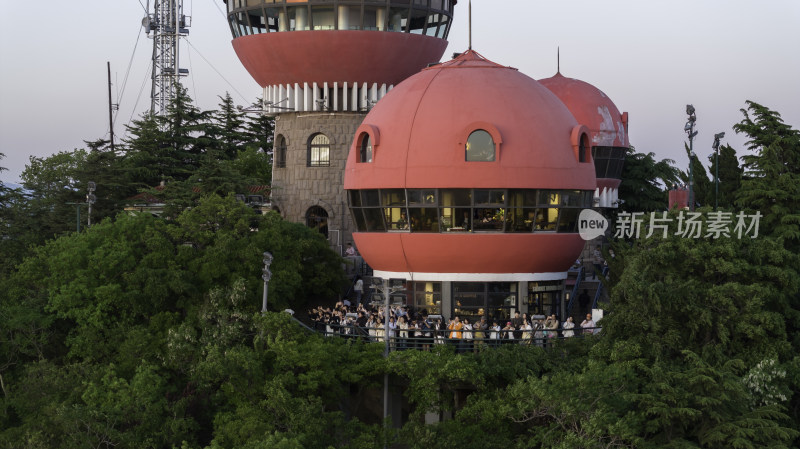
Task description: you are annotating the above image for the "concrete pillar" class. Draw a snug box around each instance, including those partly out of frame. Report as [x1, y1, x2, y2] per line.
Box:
[338, 5, 349, 30]
[377, 7, 386, 31]
[296, 7, 308, 31]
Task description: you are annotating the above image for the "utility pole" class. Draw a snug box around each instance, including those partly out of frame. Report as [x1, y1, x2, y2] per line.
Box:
[371, 277, 406, 448]
[107, 62, 116, 152]
[712, 132, 725, 211]
[684, 105, 698, 211]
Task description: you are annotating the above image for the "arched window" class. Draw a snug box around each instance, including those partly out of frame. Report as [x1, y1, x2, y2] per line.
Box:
[465, 129, 495, 162]
[275, 135, 287, 168]
[306, 206, 329, 238]
[359, 133, 373, 163]
[579, 133, 589, 163]
[307, 133, 330, 167]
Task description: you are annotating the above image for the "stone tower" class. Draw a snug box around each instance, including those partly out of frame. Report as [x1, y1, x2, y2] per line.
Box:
[222, 0, 457, 253]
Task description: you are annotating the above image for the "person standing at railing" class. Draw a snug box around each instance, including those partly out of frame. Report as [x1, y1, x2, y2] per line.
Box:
[546, 315, 559, 342]
[473, 316, 487, 351]
[448, 316, 463, 351]
[581, 314, 595, 335]
[419, 319, 432, 351]
[490, 321, 501, 347]
[434, 319, 446, 345]
[397, 316, 409, 350]
[521, 319, 532, 344]
[562, 316, 575, 338]
[462, 318, 473, 353]
[511, 312, 523, 340]
[533, 318, 545, 347]
[502, 321, 515, 344]
[354, 276, 364, 307]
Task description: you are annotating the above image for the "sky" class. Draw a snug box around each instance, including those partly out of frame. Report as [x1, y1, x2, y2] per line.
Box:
[1, 0, 799, 184]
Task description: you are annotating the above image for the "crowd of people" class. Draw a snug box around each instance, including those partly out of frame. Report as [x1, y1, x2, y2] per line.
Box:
[307, 301, 601, 352]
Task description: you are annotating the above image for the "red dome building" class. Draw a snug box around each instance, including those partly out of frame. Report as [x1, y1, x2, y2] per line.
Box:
[345, 51, 596, 320]
[539, 72, 629, 208]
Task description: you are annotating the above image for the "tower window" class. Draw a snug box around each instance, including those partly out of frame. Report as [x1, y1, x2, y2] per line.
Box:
[307, 133, 330, 167]
[465, 129, 495, 162]
[275, 135, 287, 168]
[359, 133, 373, 163]
[579, 133, 589, 163]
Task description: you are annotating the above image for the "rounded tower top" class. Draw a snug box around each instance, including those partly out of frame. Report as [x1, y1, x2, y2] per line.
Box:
[343, 50, 596, 278]
[223, 1, 456, 88]
[344, 50, 596, 191]
[538, 72, 629, 148]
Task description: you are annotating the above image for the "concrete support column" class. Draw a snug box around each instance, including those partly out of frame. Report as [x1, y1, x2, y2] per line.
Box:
[338, 5, 349, 30]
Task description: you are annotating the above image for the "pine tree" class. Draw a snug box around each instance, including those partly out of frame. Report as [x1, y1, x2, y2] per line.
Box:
[707, 143, 743, 210]
[207, 92, 250, 160]
[733, 101, 800, 249]
[618, 147, 681, 213]
[680, 142, 713, 208]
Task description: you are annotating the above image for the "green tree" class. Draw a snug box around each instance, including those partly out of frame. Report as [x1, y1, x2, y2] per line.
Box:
[618, 148, 681, 213]
[734, 101, 800, 249]
[206, 93, 250, 161]
[679, 142, 713, 209]
[707, 143, 743, 210]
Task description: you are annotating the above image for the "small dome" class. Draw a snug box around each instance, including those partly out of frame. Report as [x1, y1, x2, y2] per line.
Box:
[539, 72, 629, 148]
[344, 50, 596, 191]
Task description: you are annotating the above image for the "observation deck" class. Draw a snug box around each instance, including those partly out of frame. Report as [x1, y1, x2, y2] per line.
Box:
[223, 1, 456, 113]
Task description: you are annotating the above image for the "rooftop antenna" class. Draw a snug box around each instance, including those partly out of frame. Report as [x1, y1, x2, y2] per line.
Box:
[557, 47, 560, 74]
[468, 0, 472, 50]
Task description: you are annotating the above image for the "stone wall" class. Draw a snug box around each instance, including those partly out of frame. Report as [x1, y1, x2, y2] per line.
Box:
[271, 111, 366, 256]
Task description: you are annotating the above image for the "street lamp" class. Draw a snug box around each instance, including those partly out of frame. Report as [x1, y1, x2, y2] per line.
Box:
[261, 251, 273, 313]
[685, 105, 698, 211]
[370, 277, 406, 443]
[712, 132, 725, 211]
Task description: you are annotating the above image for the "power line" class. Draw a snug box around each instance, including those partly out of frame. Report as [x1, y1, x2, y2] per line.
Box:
[186, 42, 198, 102]
[115, 23, 146, 131]
[185, 37, 249, 103]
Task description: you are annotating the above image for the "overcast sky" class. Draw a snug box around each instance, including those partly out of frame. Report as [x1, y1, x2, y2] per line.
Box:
[1, 0, 798, 184]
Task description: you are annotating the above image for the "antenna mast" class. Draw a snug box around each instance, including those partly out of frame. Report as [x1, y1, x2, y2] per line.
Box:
[468, 0, 472, 50]
[142, 0, 191, 115]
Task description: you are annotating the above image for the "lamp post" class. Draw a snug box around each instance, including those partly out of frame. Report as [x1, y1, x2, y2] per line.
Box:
[712, 132, 725, 211]
[371, 277, 406, 446]
[684, 105, 698, 211]
[261, 252, 273, 313]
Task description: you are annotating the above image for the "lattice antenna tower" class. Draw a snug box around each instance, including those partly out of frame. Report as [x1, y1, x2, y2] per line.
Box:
[142, 0, 191, 115]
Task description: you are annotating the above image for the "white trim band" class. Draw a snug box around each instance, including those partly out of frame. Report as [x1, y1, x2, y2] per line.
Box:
[372, 271, 568, 282]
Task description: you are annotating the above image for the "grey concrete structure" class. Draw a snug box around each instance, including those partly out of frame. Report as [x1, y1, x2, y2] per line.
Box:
[270, 111, 366, 256]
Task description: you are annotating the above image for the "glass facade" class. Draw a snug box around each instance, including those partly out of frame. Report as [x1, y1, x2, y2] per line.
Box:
[413, 281, 441, 315]
[453, 282, 517, 322]
[592, 146, 627, 179]
[348, 188, 593, 234]
[226, 1, 455, 38]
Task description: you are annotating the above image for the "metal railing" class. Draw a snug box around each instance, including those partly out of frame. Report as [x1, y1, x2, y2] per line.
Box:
[307, 321, 601, 350]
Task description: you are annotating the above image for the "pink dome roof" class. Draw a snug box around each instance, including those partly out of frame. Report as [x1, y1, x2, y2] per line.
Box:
[539, 72, 629, 148]
[343, 51, 596, 276]
[344, 50, 596, 191]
